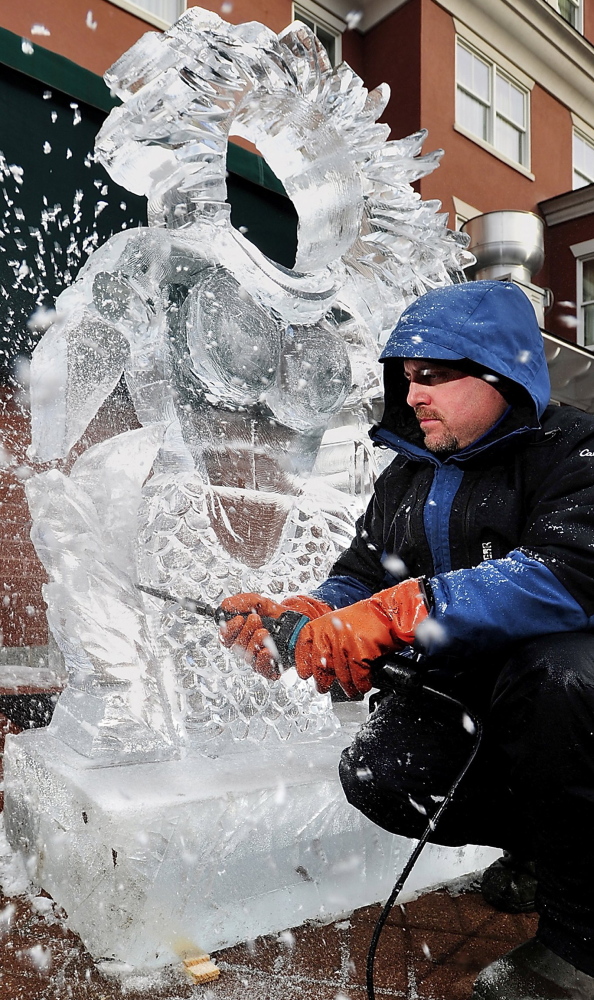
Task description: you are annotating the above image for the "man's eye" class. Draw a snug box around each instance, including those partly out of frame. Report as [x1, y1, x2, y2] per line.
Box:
[404, 367, 459, 384]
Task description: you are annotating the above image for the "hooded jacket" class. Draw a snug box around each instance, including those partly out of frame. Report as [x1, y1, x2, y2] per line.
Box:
[313, 280, 594, 655]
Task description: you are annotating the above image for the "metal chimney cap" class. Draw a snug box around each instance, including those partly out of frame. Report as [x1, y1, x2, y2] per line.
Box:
[461, 209, 543, 225]
[461, 210, 544, 283]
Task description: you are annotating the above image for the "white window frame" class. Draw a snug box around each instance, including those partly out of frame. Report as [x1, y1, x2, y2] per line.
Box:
[293, 0, 345, 66]
[544, 0, 583, 33]
[455, 38, 531, 171]
[571, 239, 594, 349]
[107, 0, 186, 30]
[573, 129, 594, 189]
[452, 196, 481, 231]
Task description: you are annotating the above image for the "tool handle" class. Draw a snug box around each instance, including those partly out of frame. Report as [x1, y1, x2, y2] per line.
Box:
[215, 608, 308, 670]
[260, 610, 309, 669]
[138, 586, 308, 666]
[370, 654, 424, 692]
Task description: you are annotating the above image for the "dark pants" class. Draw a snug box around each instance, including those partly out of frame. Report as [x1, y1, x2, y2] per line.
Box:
[339, 632, 594, 976]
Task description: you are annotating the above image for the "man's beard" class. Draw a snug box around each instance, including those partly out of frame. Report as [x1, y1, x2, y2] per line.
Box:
[425, 432, 460, 454]
[415, 408, 460, 454]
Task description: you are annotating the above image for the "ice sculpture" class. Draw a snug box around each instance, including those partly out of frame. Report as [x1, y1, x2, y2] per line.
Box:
[24, 7, 472, 762]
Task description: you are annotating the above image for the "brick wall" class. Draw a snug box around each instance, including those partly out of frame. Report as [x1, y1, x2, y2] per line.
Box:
[0, 388, 47, 648]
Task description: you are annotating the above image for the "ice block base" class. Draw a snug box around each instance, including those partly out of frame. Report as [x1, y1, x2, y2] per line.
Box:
[3, 726, 499, 973]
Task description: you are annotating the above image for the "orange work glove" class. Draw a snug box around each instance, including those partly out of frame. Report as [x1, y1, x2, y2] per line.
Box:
[293, 578, 429, 698]
[218, 592, 333, 679]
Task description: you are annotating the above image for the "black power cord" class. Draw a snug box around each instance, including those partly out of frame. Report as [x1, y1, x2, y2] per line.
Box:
[364, 667, 484, 1000]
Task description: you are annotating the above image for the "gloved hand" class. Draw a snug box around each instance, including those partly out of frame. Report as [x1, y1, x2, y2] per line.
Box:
[293, 578, 429, 698]
[218, 592, 333, 678]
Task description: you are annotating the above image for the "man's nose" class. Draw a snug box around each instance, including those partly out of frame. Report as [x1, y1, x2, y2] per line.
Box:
[406, 380, 431, 407]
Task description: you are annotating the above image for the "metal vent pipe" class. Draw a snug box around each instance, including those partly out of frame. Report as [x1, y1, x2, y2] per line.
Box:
[461, 210, 545, 283]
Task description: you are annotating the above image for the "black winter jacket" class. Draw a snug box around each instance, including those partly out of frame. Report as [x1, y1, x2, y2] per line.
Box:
[314, 283, 594, 655]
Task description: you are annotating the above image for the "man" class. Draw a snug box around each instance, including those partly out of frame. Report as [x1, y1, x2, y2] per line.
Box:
[219, 280, 594, 999]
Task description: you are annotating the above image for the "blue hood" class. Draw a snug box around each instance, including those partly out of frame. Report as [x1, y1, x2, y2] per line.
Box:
[380, 280, 550, 418]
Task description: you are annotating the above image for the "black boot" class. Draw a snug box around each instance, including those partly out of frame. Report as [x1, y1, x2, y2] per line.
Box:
[481, 852, 537, 913]
[472, 939, 594, 999]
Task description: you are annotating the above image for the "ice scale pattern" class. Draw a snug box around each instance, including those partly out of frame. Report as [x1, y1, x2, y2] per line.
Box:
[138, 474, 360, 745]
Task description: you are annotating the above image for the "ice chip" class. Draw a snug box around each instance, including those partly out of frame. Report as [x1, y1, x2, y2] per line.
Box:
[462, 712, 476, 734]
[86, 10, 97, 29]
[408, 795, 427, 815]
[12, 355, 31, 389]
[415, 616, 447, 648]
[27, 939, 52, 971]
[0, 902, 16, 933]
[381, 553, 407, 579]
[21, 39, 34, 55]
[31, 895, 54, 914]
[31, 24, 51, 36]
[346, 10, 363, 29]
[263, 634, 280, 660]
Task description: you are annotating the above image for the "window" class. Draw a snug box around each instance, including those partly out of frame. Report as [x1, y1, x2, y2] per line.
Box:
[293, 1, 344, 66]
[545, 0, 582, 31]
[573, 131, 594, 189]
[108, 0, 186, 28]
[456, 40, 529, 167]
[452, 196, 481, 232]
[580, 257, 594, 348]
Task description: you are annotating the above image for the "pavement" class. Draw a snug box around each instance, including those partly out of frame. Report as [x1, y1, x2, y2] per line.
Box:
[0, 710, 537, 1000]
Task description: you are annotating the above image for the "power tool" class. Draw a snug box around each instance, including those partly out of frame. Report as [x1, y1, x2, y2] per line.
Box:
[136, 584, 306, 668]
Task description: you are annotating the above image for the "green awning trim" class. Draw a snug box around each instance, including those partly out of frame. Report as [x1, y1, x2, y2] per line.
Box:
[0, 24, 288, 197]
[0, 25, 118, 111]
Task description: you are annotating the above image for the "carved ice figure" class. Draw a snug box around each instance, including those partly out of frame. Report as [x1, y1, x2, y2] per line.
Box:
[26, 8, 471, 761]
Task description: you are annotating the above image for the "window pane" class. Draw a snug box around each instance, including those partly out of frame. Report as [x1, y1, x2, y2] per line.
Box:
[584, 303, 594, 348]
[473, 54, 490, 100]
[574, 133, 594, 186]
[558, 0, 579, 27]
[495, 115, 523, 163]
[316, 24, 336, 65]
[457, 44, 490, 101]
[132, 0, 185, 20]
[583, 259, 594, 303]
[457, 44, 474, 90]
[457, 88, 489, 140]
[496, 74, 525, 128]
[296, 12, 316, 29]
